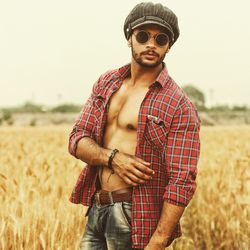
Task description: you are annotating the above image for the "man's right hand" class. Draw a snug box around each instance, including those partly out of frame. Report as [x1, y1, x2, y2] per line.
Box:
[112, 152, 155, 186]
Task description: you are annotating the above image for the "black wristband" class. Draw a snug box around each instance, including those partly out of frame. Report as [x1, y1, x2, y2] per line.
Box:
[108, 149, 119, 171]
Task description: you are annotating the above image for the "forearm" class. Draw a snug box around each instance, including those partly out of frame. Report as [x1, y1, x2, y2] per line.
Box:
[149, 201, 185, 247]
[75, 137, 111, 166]
[74, 136, 155, 186]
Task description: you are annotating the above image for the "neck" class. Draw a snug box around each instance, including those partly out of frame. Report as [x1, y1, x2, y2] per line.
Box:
[128, 59, 163, 87]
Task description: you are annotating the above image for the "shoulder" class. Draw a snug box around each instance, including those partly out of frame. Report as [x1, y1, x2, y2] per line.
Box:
[92, 63, 132, 94]
[162, 76, 198, 111]
[160, 76, 200, 125]
[172, 80, 200, 126]
[100, 68, 120, 82]
[92, 67, 121, 95]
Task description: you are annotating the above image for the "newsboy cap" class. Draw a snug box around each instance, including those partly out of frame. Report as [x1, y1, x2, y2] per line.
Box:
[124, 2, 180, 46]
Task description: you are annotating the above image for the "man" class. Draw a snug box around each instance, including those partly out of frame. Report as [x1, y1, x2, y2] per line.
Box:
[68, 2, 200, 250]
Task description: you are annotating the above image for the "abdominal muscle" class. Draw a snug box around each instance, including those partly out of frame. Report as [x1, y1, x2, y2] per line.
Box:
[98, 78, 149, 192]
[99, 125, 137, 191]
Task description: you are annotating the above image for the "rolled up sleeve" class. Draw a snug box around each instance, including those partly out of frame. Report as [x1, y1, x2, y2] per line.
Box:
[68, 78, 101, 158]
[164, 105, 200, 206]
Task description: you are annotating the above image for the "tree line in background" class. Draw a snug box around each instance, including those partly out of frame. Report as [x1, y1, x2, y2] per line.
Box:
[182, 85, 249, 112]
[0, 85, 249, 125]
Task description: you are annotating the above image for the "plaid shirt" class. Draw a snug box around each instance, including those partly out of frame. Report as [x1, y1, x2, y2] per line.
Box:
[68, 63, 200, 249]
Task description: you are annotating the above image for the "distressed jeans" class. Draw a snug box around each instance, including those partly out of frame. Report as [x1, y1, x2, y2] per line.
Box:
[80, 201, 134, 250]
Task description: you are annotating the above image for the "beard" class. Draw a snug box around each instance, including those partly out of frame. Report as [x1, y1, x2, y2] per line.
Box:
[131, 47, 167, 68]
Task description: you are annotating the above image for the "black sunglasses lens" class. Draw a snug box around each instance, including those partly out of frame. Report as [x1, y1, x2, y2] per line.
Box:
[136, 31, 149, 44]
[156, 34, 169, 46]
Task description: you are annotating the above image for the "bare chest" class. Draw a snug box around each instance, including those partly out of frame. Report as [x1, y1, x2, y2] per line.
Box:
[107, 84, 148, 130]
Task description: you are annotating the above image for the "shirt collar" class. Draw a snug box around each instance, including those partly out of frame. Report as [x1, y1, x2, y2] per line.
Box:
[118, 63, 170, 88]
[155, 63, 170, 88]
[118, 63, 131, 79]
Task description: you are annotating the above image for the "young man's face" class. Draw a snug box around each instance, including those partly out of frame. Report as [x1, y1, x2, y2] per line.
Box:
[128, 24, 170, 68]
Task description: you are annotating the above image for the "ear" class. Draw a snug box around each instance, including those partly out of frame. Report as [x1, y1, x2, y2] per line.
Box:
[127, 37, 132, 47]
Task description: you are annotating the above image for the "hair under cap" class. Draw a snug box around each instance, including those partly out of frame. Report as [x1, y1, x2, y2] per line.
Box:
[124, 2, 180, 46]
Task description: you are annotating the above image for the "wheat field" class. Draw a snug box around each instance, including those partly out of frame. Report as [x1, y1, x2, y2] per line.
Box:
[0, 126, 249, 250]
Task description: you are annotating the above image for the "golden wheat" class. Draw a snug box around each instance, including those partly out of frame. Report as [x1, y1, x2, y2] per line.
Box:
[0, 125, 249, 250]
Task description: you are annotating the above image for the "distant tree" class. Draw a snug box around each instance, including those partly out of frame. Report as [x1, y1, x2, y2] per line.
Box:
[50, 104, 81, 113]
[182, 84, 206, 110]
[209, 105, 231, 112]
[232, 105, 247, 111]
[0, 109, 13, 125]
[2, 109, 12, 120]
[16, 102, 44, 113]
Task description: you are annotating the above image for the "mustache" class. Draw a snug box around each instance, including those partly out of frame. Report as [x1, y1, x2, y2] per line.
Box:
[141, 50, 159, 57]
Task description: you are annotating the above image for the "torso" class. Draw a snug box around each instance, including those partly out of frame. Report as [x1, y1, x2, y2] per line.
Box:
[99, 78, 149, 191]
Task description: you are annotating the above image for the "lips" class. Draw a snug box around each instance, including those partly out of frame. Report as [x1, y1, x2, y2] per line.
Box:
[142, 51, 159, 57]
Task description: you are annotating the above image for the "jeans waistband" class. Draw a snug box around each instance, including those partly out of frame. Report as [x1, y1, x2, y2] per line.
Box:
[95, 187, 132, 206]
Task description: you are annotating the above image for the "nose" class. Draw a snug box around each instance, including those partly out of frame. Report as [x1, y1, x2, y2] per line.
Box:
[146, 36, 157, 48]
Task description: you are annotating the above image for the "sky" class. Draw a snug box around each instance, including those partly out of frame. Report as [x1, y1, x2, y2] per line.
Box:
[0, 0, 249, 107]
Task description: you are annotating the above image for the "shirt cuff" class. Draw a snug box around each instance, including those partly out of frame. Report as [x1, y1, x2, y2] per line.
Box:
[163, 183, 196, 207]
[68, 131, 92, 158]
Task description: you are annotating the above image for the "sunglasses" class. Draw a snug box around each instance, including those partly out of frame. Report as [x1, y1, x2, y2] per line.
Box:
[134, 30, 169, 47]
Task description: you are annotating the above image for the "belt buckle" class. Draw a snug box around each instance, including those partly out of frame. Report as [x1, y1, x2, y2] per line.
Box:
[95, 191, 101, 206]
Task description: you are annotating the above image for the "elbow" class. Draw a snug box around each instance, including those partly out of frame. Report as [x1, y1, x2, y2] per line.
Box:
[164, 175, 197, 207]
[68, 131, 81, 158]
[68, 138, 78, 158]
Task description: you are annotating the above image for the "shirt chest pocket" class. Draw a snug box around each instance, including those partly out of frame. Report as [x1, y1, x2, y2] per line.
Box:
[144, 115, 170, 150]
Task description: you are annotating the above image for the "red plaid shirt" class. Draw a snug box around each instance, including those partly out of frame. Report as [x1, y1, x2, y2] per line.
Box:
[68, 63, 200, 249]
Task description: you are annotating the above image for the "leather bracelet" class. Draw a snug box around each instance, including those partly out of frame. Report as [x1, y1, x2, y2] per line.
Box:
[108, 149, 119, 172]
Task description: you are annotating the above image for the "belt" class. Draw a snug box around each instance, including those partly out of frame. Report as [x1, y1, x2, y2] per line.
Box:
[94, 187, 132, 206]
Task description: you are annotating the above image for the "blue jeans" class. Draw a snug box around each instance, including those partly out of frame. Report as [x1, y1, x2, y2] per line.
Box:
[80, 201, 134, 250]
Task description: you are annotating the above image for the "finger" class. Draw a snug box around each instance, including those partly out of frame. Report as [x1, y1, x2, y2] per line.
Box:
[125, 172, 147, 184]
[133, 162, 155, 175]
[128, 167, 153, 181]
[122, 176, 139, 186]
[134, 156, 151, 166]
